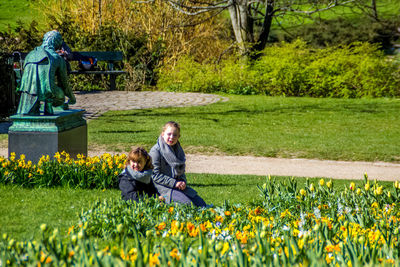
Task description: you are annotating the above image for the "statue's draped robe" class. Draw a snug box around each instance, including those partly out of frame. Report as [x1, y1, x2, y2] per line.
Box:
[17, 46, 72, 115]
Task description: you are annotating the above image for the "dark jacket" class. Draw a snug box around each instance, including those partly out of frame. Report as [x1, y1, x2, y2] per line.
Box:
[118, 167, 159, 202]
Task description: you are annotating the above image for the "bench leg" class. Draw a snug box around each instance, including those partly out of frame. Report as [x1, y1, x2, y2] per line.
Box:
[109, 74, 117, 90]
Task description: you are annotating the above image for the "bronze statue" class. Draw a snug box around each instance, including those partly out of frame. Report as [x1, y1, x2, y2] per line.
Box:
[16, 30, 76, 115]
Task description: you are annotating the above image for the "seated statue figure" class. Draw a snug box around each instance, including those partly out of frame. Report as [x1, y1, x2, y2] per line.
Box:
[16, 30, 76, 115]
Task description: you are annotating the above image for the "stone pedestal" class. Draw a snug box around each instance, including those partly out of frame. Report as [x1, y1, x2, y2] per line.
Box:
[8, 109, 87, 162]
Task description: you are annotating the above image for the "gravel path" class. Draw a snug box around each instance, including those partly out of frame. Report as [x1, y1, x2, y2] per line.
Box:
[1, 91, 399, 181]
[72, 91, 229, 120]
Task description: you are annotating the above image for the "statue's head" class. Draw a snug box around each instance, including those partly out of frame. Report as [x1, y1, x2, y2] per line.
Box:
[42, 30, 63, 50]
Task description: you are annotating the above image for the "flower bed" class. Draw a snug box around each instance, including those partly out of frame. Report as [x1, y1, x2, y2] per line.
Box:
[1, 153, 400, 266]
[0, 152, 125, 188]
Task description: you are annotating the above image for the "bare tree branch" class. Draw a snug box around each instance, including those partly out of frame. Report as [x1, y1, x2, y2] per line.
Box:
[167, 8, 226, 28]
[247, 0, 264, 5]
[136, 0, 363, 53]
[277, 0, 356, 15]
[168, 0, 231, 10]
[181, 0, 230, 5]
[165, 0, 231, 15]
[217, 41, 237, 64]
[134, 0, 156, 3]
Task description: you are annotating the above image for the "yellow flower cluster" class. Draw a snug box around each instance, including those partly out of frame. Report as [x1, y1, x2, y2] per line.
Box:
[146, 197, 400, 265]
[0, 152, 127, 188]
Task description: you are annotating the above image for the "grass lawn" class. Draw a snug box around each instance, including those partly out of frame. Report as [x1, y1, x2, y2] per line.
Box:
[0, 0, 41, 32]
[0, 174, 391, 240]
[271, 0, 400, 31]
[0, 185, 117, 240]
[88, 95, 400, 162]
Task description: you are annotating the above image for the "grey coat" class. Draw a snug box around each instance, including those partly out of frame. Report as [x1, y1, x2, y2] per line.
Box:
[149, 142, 198, 203]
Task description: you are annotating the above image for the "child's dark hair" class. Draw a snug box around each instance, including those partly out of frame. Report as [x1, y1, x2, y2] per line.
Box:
[126, 147, 153, 170]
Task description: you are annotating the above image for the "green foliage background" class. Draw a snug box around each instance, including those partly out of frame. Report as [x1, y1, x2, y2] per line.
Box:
[1, 0, 400, 94]
[158, 41, 400, 97]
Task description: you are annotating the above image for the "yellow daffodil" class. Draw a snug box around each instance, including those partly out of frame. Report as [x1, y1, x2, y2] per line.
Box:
[310, 183, 315, 192]
[349, 182, 355, 191]
[365, 182, 370, 191]
[221, 242, 230, 255]
[356, 188, 361, 195]
[156, 222, 166, 231]
[170, 248, 181, 260]
[300, 189, 306, 196]
[149, 253, 160, 266]
[375, 186, 383, 196]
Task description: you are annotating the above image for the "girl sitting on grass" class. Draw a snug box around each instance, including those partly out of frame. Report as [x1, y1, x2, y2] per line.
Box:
[118, 146, 162, 202]
[149, 121, 207, 207]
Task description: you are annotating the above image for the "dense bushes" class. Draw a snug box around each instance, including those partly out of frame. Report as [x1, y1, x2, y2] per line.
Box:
[158, 40, 400, 98]
[0, 21, 42, 53]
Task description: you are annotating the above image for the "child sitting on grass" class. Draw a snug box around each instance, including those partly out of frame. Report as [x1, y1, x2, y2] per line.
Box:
[149, 121, 207, 207]
[118, 147, 163, 202]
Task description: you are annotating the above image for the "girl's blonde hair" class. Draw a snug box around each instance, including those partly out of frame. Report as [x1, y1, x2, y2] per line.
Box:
[162, 121, 181, 134]
[126, 147, 153, 170]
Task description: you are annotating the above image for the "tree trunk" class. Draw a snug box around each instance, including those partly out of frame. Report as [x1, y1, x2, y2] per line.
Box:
[371, 0, 378, 21]
[228, 0, 254, 54]
[253, 0, 274, 53]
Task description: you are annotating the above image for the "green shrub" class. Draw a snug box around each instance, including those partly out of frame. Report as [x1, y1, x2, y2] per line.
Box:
[0, 20, 42, 53]
[158, 57, 260, 95]
[157, 56, 218, 93]
[158, 40, 400, 98]
[255, 40, 400, 97]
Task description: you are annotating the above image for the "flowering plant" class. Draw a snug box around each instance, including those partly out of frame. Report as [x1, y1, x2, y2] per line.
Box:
[1, 153, 400, 266]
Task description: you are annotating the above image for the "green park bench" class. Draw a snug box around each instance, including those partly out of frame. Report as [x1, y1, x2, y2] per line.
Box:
[68, 51, 126, 90]
[12, 51, 126, 90]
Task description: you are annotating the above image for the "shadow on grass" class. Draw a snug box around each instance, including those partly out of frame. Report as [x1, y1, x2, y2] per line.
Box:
[97, 130, 147, 134]
[190, 183, 236, 187]
[191, 182, 261, 187]
[96, 101, 385, 123]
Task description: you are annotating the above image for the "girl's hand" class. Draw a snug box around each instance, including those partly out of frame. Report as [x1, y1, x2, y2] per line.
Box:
[175, 181, 186, 190]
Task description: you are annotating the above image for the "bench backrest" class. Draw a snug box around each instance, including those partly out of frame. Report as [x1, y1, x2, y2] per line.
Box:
[72, 51, 123, 62]
[12, 51, 124, 62]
